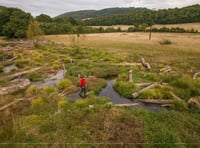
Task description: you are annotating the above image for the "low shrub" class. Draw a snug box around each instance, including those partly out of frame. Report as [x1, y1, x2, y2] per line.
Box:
[170, 75, 200, 100]
[117, 73, 129, 81]
[87, 78, 107, 94]
[44, 86, 57, 96]
[113, 81, 136, 98]
[31, 97, 44, 108]
[56, 79, 72, 91]
[0, 65, 3, 72]
[172, 99, 189, 111]
[15, 59, 30, 68]
[160, 73, 180, 83]
[53, 63, 59, 69]
[27, 71, 43, 81]
[140, 88, 163, 99]
[159, 39, 172, 45]
[75, 99, 88, 108]
[58, 99, 69, 109]
[26, 85, 39, 96]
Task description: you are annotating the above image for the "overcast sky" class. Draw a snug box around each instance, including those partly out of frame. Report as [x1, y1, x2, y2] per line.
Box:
[0, 0, 200, 17]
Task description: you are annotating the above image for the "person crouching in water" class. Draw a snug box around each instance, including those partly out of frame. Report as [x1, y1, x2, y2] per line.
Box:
[79, 76, 87, 98]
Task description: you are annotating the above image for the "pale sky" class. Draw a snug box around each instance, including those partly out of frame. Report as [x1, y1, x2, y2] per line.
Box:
[0, 0, 200, 17]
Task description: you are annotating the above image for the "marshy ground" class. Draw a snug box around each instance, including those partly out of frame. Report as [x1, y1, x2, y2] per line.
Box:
[0, 32, 200, 146]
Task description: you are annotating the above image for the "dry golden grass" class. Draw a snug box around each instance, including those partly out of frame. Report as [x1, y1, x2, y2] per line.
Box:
[0, 36, 5, 43]
[45, 32, 200, 52]
[90, 25, 133, 30]
[45, 32, 200, 69]
[153, 23, 200, 32]
[91, 23, 200, 32]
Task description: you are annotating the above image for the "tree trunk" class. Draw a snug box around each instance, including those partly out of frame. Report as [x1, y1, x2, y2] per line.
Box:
[132, 83, 157, 99]
[193, 72, 200, 80]
[149, 25, 152, 40]
[141, 58, 151, 70]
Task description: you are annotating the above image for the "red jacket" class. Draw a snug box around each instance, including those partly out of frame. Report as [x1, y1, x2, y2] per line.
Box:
[80, 77, 86, 87]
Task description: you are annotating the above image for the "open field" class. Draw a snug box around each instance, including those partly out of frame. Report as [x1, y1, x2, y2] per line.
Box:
[153, 23, 200, 32]
[90, 25, 133, 30]
[45, 32, 200, 70]
[90, 23, 200, 32]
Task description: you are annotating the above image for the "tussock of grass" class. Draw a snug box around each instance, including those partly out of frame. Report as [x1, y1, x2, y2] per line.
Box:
[159, 39, 172, 45]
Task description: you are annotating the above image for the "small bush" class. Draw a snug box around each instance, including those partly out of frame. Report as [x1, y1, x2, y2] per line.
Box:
[56, 79, 72, 91]
[113, 81, 136, 98]
[86, 96, 109, 105]
[159, 39, 172, 45]
[117, 73, 129, 81]
[87, 78, 107, 94]
[58, 99, 69, 109]
[0, 65, 3, 72]
[171, 75, 200, 100]
[44, 86, 57, 95]
[26, 85, 39, 96]
[16, 59, 30, 68]
[31, 97, 44, 108]
[53, 63, 59, 69]
[160, 73, 180, 83]
[27, 71, 43, 81]
[140, 88, 163, 99]
[75, 99, 88, 108]
[24, 66, 31, 70]
[172, 99, 188, 111]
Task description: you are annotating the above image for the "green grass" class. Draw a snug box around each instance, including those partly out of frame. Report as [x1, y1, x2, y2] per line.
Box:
[1, 33, 200, 146]
[113, 80, 137, 98]
[134, 109, 200, 147]
[1, 96, 200, 146]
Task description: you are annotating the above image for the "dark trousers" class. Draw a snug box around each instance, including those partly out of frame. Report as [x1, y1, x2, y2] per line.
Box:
[79, 87, 86, 98]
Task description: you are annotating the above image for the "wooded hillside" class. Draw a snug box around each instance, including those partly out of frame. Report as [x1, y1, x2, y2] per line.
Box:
[56, 7, 149, 19]
[85, 4, 200, 25]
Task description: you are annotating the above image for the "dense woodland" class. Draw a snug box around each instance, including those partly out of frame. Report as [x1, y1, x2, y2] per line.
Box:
[57, 7, 149, 19]
[85, 4, 200, 25]
[0, 4, 200, 38]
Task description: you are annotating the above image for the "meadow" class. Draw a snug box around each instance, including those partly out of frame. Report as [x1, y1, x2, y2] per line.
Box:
[90, 23, 200, 32]
[0, 31, 200, 147]
[45, 32, 200, 71]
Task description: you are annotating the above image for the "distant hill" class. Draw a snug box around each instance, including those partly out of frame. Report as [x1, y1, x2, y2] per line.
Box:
[56, 7, 149, 19]
[85, 4, 200, 25]
[0, 6, 6, 12]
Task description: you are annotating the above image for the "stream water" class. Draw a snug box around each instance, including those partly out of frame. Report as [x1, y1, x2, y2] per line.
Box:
[32, 70, 66, 87]
[31, 70, 167, 112]
[67, 80, 166, 112]
[3, 64, 18, 73]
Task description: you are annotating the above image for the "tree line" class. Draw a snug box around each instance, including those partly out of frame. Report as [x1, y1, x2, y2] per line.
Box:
[0, 7, 84, 38]
[85, 4, 200, 26]
[57, 7, 148, 19]
[0, 4, 199, 39]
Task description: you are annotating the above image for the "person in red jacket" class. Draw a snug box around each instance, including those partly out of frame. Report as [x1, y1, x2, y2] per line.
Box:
[79, 76, 87, 98]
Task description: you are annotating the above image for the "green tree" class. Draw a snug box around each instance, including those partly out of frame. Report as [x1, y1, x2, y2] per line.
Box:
[35, 14, 52, 22]
[27, 20, 43, 45]
[0, 8, 10, 35]
[2, 8, 32, 38]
